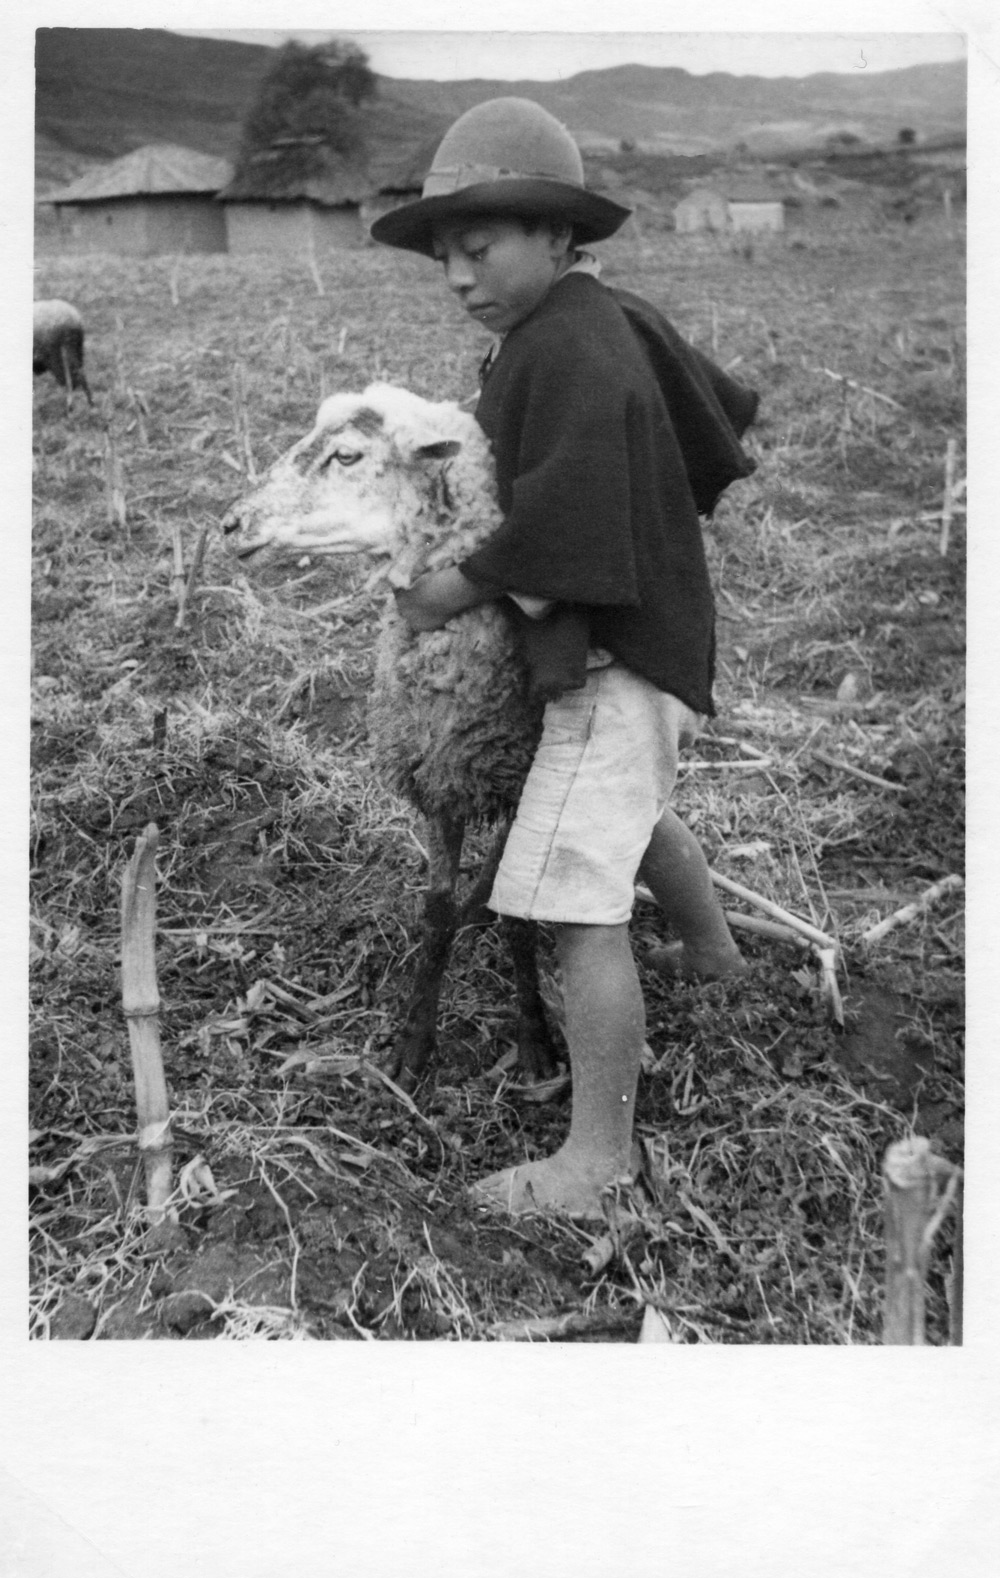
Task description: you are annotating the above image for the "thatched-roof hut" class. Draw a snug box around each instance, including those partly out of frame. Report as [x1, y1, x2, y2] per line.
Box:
[218, 140, 374, 254]
[674, 182, 785, 236]
[45, 144, 232, 255]
[359, 138, 438, 242]
[674, 188, 729, 234]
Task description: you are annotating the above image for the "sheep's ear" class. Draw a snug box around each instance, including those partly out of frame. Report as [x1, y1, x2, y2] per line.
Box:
[414, 438, 462, 461]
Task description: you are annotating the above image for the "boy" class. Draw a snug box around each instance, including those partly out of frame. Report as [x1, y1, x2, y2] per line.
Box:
[370, 98, 757, 1219]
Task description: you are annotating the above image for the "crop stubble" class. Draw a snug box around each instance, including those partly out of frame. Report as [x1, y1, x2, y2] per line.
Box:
[30, 205, 964, 1341]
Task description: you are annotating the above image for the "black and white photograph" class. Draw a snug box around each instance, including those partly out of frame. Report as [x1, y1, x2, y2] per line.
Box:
[6, 0, 996, 1571]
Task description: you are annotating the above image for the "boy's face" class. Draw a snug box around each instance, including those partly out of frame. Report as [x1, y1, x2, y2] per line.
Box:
[430, 216, 573, 334]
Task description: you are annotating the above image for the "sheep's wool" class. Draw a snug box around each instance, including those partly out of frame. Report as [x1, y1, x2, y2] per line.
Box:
[227, 385, 542, 825]
[33, 299, 86, 381]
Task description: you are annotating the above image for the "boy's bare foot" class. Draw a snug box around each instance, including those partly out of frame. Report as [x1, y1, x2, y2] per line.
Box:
[645, 939, 746, 983]
[471, 1146, 635, 1220]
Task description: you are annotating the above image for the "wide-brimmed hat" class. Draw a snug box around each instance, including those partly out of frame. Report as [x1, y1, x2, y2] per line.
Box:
[370, 97, 632, 255]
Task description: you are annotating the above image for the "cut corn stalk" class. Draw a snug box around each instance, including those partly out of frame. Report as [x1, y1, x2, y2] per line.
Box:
[812, 749, 907, 793]
[724, 911, 811, 949]
[102, 422, 127, 529]
[121, 823, 175, 1229]
[178, 521, 210, 630]
[861, 874, 963, 948]
[883, 1137, 962, 1344]
[170, 522, 187, 626]
[709, 870, 838, 955]
[815, 945, 844, 1027]
[639, 1305, 676, 1342]
[677, 757, 774, 773]
[814, 365, 903, 409]
[636, 879, 842, 1021]
[940, 438, 957, 556]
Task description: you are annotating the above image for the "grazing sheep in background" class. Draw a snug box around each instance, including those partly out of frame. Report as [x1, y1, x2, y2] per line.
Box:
[33, 299, 93, 410]
[222, 384, 560, 1091]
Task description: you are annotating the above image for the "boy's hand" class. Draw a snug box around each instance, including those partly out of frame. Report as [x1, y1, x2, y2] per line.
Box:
[393, 566, 493, 632]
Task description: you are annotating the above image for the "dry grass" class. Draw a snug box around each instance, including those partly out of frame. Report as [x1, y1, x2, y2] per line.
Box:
[31, 200, 964, 1341]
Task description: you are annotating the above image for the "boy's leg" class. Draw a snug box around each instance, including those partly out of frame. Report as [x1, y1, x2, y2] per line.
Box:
[473, 921, 642, 1218]
[639, 807, 745, 979]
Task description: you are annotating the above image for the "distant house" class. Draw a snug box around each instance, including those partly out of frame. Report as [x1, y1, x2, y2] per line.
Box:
[674, 188, 729, 234]
[218, 140, 373, 254]
[673, 183, 785, 236]
[359, 139, 438, 242]
[45, 145, 232, 255]
[726, 185, 785, 233]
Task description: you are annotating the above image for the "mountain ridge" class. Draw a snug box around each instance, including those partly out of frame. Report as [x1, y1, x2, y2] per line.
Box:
[35, 28, 965, 193]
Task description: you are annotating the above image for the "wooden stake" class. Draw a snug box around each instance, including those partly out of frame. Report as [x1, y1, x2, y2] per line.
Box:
[940, 438, 957, 557]
[121, 823, 174, 1227]
[883, 1137, 961, 1344]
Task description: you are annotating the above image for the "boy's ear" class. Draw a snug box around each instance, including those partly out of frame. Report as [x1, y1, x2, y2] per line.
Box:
[547, 220, 574, 257]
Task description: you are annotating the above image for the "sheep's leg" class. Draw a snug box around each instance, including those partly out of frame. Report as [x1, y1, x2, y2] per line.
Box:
[59, 344, 74, 414]
[501, 917, 562, 1084]
[454, 829, 560, 1081]
[388, 810, 465, 1091]
[457, 822, 509, 928]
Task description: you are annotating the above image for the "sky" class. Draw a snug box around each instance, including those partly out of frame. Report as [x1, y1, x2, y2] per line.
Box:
[176, 27, 968, 81]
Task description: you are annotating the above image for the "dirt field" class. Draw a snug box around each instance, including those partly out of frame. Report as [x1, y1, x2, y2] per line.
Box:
[30, 199, 964, 1342]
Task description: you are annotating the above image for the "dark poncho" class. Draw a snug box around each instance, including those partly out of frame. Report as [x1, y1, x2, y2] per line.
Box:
[460, 271, 758, 714]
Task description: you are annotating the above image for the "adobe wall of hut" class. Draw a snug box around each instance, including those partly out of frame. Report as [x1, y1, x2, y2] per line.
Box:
[223, 201, 363, 255]
[674, 190, 729, 234]
[729, 200, 785, 233]
[44, 145, 233, 256]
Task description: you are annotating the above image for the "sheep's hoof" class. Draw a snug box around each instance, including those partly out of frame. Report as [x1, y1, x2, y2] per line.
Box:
[515, 1019, 562, 1085]
[383, 1033, 435, 1092]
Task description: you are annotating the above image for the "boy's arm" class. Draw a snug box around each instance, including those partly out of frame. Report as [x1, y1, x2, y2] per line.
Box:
[394, 567, 553, 632]
[393, 566, 494, 632]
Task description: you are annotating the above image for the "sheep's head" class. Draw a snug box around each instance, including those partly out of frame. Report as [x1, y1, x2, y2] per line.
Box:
[222, 384, 467, 567]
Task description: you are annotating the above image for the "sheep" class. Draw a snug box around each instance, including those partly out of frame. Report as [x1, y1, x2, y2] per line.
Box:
[33, 299, 93, 411]
[222, 384, 560, 1091]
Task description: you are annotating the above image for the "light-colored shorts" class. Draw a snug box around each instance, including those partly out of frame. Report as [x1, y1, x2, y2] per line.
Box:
[489, 661, 703, 925]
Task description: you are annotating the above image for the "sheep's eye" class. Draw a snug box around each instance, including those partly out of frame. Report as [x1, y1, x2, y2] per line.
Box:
[327, 448, 362, 468]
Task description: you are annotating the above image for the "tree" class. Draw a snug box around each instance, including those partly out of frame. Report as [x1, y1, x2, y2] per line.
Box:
[240, 38, 377, 161]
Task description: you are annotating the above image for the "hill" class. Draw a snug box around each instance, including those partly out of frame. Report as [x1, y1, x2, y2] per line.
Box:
[34, 28, 448, 192]
[386, 60, 966, 155]
[35, 27, 966, 194]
